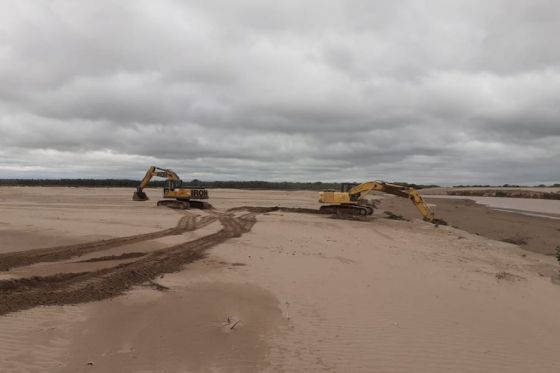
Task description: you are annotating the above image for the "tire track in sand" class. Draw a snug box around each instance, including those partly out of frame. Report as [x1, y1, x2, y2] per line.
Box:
[0, 213, 218, 271]
[0, 212, 256, 315]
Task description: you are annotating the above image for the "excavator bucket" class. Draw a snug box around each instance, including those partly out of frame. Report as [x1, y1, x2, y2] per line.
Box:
[132, 191, 149, 201]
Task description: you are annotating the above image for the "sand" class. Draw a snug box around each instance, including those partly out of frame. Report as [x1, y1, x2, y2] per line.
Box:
[429, 195, 560, 219]
[378, 196, 560, 256]
[1, 187, 560, 372]
[423, 186, 560, 194]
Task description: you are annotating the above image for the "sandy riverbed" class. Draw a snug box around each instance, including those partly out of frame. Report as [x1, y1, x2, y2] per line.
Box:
[1, 187, 559, 372]
[378, 195, 560, 256]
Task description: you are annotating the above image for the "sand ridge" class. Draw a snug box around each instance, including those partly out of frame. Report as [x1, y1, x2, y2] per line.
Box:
[379, 196, 560, 255]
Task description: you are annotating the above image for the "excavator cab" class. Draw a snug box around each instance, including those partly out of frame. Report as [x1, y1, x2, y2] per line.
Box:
[340, 183, 358, 192]
[163, 179, 182, 193]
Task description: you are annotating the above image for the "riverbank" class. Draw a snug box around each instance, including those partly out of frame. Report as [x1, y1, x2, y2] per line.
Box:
[378, 196, 560, 256]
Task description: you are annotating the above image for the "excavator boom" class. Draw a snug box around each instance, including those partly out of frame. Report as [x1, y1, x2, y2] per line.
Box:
[133, 166, 180, 201]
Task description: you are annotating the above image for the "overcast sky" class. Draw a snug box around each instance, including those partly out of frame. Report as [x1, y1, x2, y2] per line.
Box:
[0, 0, 559, 184]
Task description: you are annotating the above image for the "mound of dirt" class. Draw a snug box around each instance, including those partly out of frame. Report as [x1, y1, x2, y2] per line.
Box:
[76, 252, 146, 263]
[279, 207, 324, 214]
[228, 205, 343, 215]
[227, 206, 324, 214]
[227, 206, 280, 213]
[502, 237, 528, 246]
[329, 213, 372, 222]
[495, 272, 527, 282]
[383, 211, 409, 221]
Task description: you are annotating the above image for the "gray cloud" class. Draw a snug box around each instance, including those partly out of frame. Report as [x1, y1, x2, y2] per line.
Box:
[0, 0, 559, 184]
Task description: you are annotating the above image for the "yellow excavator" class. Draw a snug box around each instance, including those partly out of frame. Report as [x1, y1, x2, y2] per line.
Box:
[319, 181, 436, 222]
[132, 166, 210, 209]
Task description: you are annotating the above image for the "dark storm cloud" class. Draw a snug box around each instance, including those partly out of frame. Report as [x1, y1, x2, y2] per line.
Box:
[0, 0, 559, 184]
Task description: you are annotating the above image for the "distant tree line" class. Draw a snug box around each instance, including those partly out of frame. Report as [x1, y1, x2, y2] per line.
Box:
[0, 179, 143, 187]
[187, 180, 342, 191]
[0, 179, 439, 190]
[447, 189, 560, 200]
[392, 181, 440, 189]
[0, 179, 339, 190]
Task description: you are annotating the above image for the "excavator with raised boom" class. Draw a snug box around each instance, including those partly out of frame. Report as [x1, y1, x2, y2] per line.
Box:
[132, 166, 210, 210]
[319, 181, 437, 223]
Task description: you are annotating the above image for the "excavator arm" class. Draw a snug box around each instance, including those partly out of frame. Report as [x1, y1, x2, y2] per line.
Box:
[348, 181, 435, 222]
[133, 166, 181, 201]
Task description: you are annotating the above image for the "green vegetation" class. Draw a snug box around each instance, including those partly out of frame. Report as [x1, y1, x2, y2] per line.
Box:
[391, 182, 440, 189]
[0, 179, 141, 187]
[447, 189, 560, 200]
[453, 184, 523, 188]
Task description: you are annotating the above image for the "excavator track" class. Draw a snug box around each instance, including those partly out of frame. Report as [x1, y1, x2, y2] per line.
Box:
[156, 199, 213, 210]
[319, 204, 373, 216]
[189, 200, 213, 210]
[157, 199, 190, 209]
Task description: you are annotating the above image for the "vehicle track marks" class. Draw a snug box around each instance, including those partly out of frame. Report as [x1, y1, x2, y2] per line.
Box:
[0, 213, 218, 271]
[0, 212, 256, 315]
